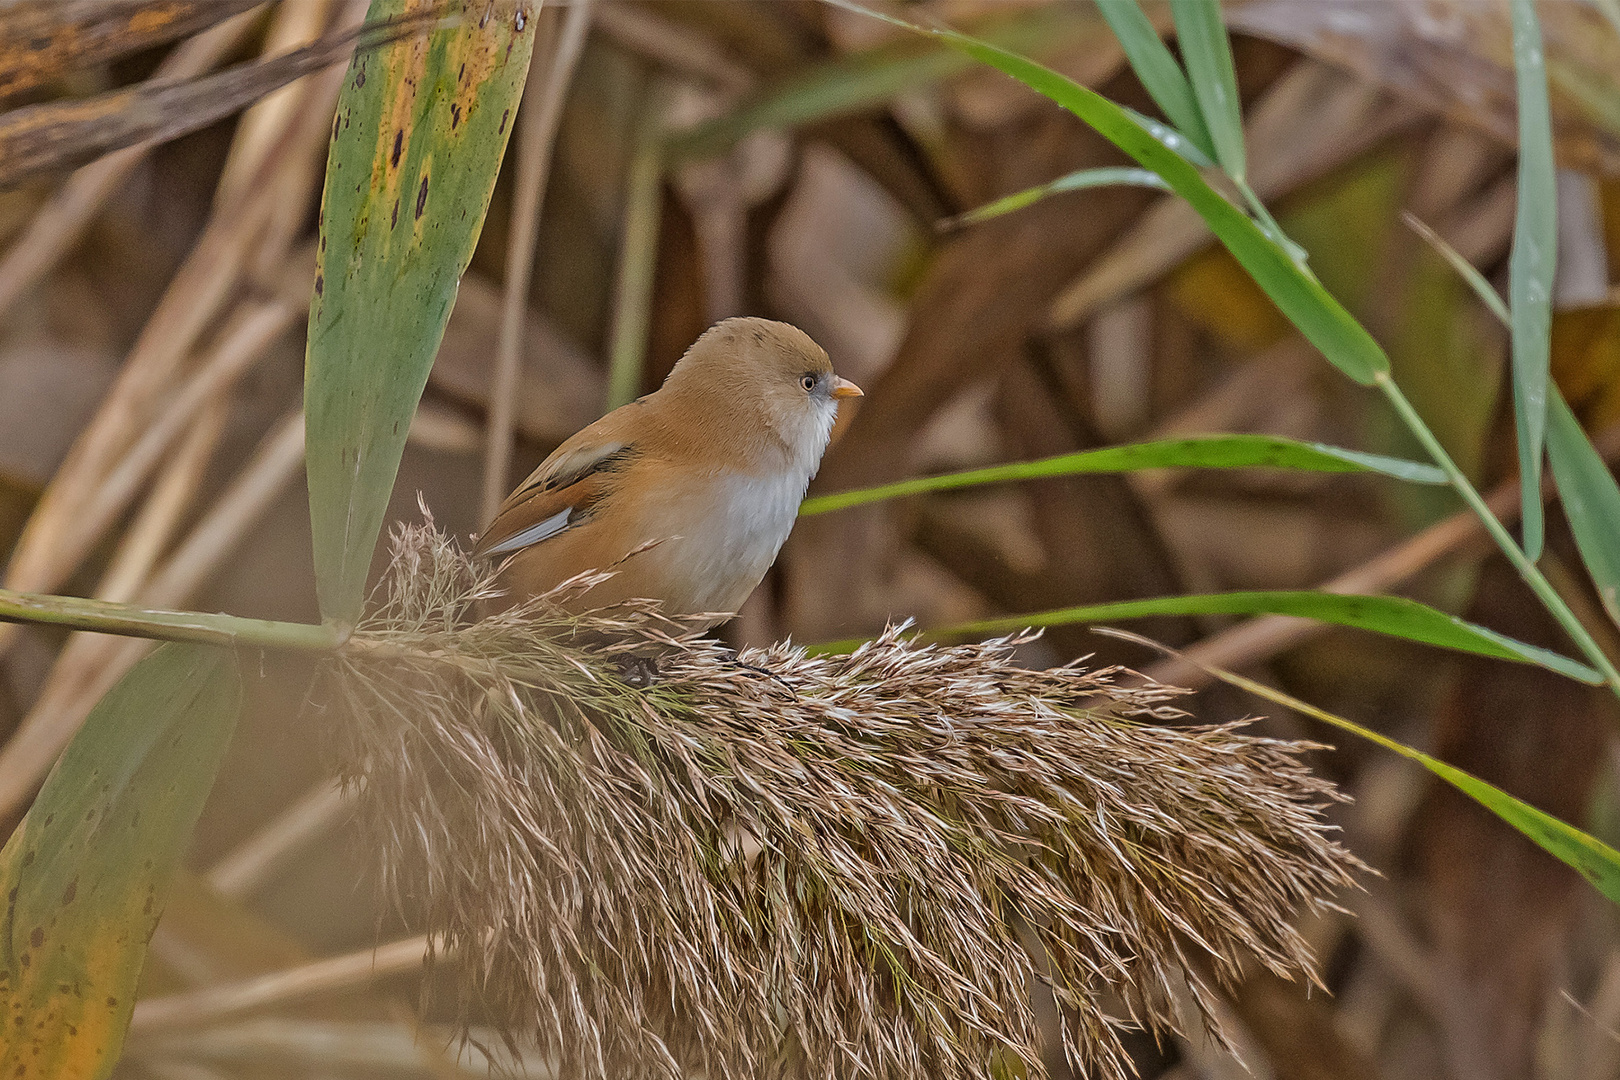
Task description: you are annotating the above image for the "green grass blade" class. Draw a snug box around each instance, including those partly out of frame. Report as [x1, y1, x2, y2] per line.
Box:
[1508, 0, 1557, 561]
[1403, 211, 1512, 326]
[1548, 391, 1620, 627]
[844, 5, 1389, 385]
[669, 3, 1094, 162]
[942, 167, 1169, 230]
[1120, 104, 1215, 166]
[920, 591, 1602, 684]
[1095, 0, 1214, 160]
[1200, 662, 1620, 906]
[0, 644, 241, 1077]
[799, 434, 1444, 516]
[1168, 0, 1245, 181]
[305, 0, 534, 628]
[1405, 206, 1620, 636]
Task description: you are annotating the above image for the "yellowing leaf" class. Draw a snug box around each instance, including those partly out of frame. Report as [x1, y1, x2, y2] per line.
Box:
[0, 645, 241, 1078]
[305, 0, 536, 627]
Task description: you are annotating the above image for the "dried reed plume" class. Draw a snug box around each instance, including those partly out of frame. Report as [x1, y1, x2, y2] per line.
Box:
[326, 519, 1362, 1080]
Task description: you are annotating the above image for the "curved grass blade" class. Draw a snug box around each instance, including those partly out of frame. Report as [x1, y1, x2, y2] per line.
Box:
[1509, 0, 1557, 561]
[1404, 211, 1620, 633]
[799, 434, 1445, 516]
[1403, 211, 1511, 325]
[305, 0, 535, 628]
[830, 1, 1390, 385]
[1548, 392, 1620, 628]
[1095, 0, 1214, 160]
[0, 644, 241, 1078]
[940, 166, 1169, 231]
[1182, 654, 1620, 906]
[1168, 0, 1245, 181]
[916, 591, 1601, 684]
[668, 3, 1096, 162]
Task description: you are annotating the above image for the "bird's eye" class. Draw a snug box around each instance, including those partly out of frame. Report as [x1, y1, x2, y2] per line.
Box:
[800, 373, 817, 392]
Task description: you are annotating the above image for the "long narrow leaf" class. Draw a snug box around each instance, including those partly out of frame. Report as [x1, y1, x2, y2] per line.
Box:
[800, 434, 1444, 516]
[1185, 656, 1620, 906]
[918, 591, 1601, 684]
[669, 3, 1094, 162]
[941, 166, 1169, 230]
[1547, 392, 1620, 627]
[1094, 0, 1214, 160]
[305, 0, 535, 627]
[834, 2, 1390, 386]
[1508, 0, 1557, 561]
[1168, 0, 1246, 181]
[1404, 212, 1620, 634]
[1403, 211, 1511, 325]
[0, 644, 241, 1078]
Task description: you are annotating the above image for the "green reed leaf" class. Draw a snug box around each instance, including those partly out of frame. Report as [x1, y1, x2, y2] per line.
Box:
[1167, 0, 1245, 180]
[800, 434, 1444, 516]
[941, 166, 1170, 230]
[914, 591, 1600, 684]
[1508, 0, 1557, 561]
[838, 5, 1390, 384]
[1201, 663, 1620, 906]
[1095, 0, 1214, 160]
[305, 0, 534, 628]
[1548, 392, 1620, 628]
[0, 644, 241, 1078]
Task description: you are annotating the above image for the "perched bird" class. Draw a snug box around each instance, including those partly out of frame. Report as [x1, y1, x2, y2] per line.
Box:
[473, 317, 862, 624]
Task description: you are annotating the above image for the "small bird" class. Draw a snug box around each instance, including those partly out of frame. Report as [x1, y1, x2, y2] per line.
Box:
[473, 317, 862, 625]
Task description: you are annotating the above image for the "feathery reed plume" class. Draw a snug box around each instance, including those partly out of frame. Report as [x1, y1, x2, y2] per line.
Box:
[327, 520, 1362, 1080]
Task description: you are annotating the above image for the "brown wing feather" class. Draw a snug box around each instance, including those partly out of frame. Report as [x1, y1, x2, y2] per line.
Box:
[472, 416, 643, 558]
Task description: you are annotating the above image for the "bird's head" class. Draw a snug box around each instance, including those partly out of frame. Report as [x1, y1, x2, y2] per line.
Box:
[660, 317, 862, 471]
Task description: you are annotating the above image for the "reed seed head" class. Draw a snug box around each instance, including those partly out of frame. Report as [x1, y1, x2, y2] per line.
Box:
[328, 520, 1361, 1080]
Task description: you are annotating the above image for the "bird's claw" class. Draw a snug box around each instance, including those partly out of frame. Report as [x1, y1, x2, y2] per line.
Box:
[614, 654, 661, 688]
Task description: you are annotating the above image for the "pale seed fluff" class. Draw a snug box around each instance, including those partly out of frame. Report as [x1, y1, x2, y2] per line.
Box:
[326, 518, 1363, 1080]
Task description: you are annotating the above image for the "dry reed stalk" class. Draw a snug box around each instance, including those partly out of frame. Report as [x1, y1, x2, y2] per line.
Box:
[0, 5, 265, 320]
[327, 521, 1363, 1080]
[0, 414, 307, 817]
[481, 0, 595, 524]
[97, 394, 231, 606]
[47, 299, 300, 590]
[215, 0, 340, 208]
[205, 779, 350, 900]
[128, 934, 434, 1037]
[0, 22, 343, 645]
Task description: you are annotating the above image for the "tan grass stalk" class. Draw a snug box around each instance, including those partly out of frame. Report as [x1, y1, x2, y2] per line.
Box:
[328, 522, 1364, 1080]
[481, 0, 595, 524]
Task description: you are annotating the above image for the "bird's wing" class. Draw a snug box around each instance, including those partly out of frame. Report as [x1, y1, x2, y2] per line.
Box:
[472, 428, 639, 558]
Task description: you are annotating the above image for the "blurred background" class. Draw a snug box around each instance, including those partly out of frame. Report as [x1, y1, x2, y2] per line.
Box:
[5, 0, 1620, 1077]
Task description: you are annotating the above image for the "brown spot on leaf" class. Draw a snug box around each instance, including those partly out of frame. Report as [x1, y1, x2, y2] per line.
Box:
[60, 880, 74, 905]
[27, 928, 41, 949]
[314, 274, 323, 296]
[450, 103, 461, 129]
[415, 175, 429, 220]
[498, 108, 508, 135]
[391, 130, 402, 168]
[391, 199, 399, 229]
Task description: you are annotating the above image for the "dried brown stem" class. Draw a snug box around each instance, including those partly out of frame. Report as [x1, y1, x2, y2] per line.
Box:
[481, 0, 595, 524]
[0, 6, 264, 321]
[128, 934, 433, 1037]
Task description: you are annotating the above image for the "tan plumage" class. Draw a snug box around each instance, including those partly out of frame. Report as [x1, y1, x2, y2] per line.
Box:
[473, 317, 861, 622]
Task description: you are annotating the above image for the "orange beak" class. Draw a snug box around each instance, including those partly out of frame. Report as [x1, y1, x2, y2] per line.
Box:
[831, 377, 864, 400]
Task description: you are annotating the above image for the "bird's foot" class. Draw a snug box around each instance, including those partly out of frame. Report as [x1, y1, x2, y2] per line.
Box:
[613, 653, 661, 688]
[722, 652, 796, 694]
